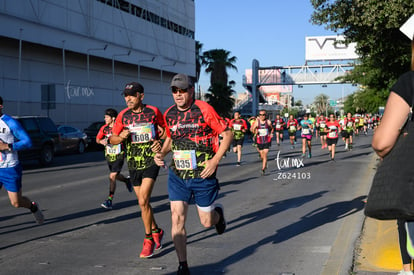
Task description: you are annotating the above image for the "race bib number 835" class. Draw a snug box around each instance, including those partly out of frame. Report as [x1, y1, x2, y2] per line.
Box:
[173, 150, 197, 170]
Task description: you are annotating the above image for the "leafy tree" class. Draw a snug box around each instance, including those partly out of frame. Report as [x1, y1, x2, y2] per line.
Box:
[202, 49, 237, 86]
[204, 83, 235, 118]
[201, 49, 238, 116]
[313, 93, 332, 115]
[195, 41, 203, 84]
[310, 0, 414, 110]
[295, 99, 303, 108]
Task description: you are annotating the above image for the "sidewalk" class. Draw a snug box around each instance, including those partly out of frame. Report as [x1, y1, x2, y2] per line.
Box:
[354, 217, 402, 275]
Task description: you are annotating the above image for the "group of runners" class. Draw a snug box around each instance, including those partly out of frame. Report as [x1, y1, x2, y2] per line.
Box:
[226, 111, 381, 171]
[1, 74, 231, 275]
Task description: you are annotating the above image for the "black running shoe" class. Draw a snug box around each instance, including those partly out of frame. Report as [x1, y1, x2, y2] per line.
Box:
[177, 265, 190, 275]
[214, 204, 226, 235]
[125, 176, 133, 193]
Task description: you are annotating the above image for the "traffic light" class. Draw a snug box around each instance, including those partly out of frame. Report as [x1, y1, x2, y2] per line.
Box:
[291, 96, 294, 107]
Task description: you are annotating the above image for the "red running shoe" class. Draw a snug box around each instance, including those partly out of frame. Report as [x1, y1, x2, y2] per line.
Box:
[152, 229, 164, 250]
[139, 238, 155, 258]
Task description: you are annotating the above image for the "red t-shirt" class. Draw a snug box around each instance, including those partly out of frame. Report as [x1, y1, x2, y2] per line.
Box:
[326, 121, 340, 139]
[97, 124, 125, 160]
[287, 119, 298, 132]
[112, 104, 165, 170]
[164, 100, 228, 179]
[274, 118, 285, 130]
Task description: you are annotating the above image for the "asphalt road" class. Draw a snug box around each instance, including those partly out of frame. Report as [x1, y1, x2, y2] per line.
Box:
[0, 131, 376, 275]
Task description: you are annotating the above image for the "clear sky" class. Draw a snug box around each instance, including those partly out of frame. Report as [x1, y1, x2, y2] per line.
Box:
[195, 0, 358, 105]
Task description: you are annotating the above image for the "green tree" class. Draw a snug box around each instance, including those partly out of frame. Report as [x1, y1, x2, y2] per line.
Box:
[310, 0, 414, 110]
[313, 93, 331, 115]
[202, 49, 237, 86]
[205, 83, 235, 118]
[201, 49, 238, 117]
[195, 41, 203, 84]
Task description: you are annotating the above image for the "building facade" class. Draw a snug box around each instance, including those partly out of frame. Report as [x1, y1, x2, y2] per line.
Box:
[0, 0, 195, 129]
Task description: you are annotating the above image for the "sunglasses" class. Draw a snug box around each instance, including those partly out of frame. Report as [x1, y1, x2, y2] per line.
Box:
[259, 114, 266, 116]
[172, 87, 188, 94]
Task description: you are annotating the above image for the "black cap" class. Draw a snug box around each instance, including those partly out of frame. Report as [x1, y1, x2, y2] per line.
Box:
[123, 82, 144, 96]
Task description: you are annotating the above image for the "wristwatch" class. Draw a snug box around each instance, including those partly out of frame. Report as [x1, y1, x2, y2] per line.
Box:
[7, 143, 12, 151]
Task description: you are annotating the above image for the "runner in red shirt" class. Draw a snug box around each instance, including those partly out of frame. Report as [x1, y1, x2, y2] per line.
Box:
[326, 113, 341, 161]
[229, 111, 248, 166]
[273, 114, 285, 146]
[251, 110, 273, 175]
[109, 82, 166, 258]
[96, 108, 132, 210]
[286, 114, 298, 149]
[154, 74, 232, 274]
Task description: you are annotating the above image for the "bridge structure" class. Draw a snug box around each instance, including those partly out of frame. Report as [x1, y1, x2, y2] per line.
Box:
[241, 59, 356, 116]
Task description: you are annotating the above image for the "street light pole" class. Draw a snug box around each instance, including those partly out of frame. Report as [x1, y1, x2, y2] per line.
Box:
[160, 61, 176, 91]
[112, 50, 131, 106]
[137, 56, 155, 82]
[86, 44, 107, 87]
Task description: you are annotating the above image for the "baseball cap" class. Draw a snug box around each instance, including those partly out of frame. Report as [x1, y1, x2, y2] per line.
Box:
[123, 82, 144, 96]
[170, 74, 193, 89]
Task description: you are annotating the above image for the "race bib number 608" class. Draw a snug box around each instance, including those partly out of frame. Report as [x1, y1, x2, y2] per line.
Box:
[129, 124, 155, 143]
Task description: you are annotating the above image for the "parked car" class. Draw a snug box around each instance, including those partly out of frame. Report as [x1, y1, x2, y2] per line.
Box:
[83, 121, 105, 149]
[14, 116, 60, 166]
[57, 125, 88, 154]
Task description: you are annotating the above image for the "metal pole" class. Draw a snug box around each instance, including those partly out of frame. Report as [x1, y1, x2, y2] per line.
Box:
[62, 40, 67, 124]
[252, 59, 259, 116]
[137, 57, 155, 82]
[18, 28, 23, 116]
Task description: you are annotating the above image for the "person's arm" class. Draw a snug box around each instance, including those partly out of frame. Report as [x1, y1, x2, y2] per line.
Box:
[108, 114, 129, 145]
[268, 120, 274, 135]
[200, 129, 233, 179]
[250, 120, 257, 134]
[109, 130, 129, 145]
[372, 92, 410, 158]
[96, 126, 109, 146]
[154, 136, 172, 167]
[242, 119, 248, 132]
[0, 116, 32, 151]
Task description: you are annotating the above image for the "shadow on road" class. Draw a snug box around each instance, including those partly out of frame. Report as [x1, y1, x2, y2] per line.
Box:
[165, 194, 367, 275]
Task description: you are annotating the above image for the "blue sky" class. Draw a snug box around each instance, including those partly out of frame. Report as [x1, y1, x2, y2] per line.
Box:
[195, 0, 357, 105]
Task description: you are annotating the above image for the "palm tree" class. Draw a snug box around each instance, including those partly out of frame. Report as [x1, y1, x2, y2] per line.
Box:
[195, 41, 203, 84]
[201, 49, 237, 117]
[314, 93, 330, 115]
[201, 49, 237, 87]
[204, 83, 235, 118]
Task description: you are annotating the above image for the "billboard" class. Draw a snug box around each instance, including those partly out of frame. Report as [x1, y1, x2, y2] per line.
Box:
[305, 35, 358, 61]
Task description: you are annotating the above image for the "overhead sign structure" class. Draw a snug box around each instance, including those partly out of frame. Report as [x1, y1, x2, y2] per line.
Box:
[305, 35, 359, 61]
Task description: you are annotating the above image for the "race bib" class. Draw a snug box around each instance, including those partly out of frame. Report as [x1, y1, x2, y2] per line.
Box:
[173, 150, 197, 170]
[106, 144, 121, 155]
[129, 123, 155, 144]
[347, 122, 353, 127]
[328, 132, 337, 138]
[289, 126, 296, 131]
[302, 128, 310, 135]
[320, 123, 326, 128]
[233, 124, 242, 131]
[258, 128, 268, 137]
[276, 123, 281, 129]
